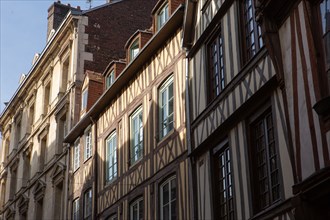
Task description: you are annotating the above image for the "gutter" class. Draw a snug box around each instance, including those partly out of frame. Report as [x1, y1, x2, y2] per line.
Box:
[64, 5, 185, 144]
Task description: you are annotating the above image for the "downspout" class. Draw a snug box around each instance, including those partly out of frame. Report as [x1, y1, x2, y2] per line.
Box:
[90, 117, 98, 220]
[64, 144, 70, 219]
[184, 49, 196, 220]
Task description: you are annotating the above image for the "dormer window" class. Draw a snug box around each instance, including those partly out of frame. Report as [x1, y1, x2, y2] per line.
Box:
[157, 2, 169, 31]
[106, 70, 115, 89]
[130, 39, 140, 61]
[81, 89, 88, 111]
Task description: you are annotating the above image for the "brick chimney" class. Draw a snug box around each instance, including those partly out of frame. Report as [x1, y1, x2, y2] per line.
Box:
[47, 1, 80, 40]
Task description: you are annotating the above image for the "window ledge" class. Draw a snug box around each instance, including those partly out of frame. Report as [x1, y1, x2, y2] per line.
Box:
[129, 157, 143, 169]
[157, 129, 175, 146]
[83, 155, 93, 164]
[249, 199, 292, 220]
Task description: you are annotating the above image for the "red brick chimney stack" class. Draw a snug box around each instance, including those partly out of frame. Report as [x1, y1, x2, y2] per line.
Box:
[47, 1, 81, 40]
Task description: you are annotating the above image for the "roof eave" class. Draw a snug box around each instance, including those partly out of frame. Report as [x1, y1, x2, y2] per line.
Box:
[64, 5, 185, 144]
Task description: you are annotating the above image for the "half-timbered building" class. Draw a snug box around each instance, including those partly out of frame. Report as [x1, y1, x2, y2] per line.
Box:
[64, 1, 191, 219]
[256, 0, 330, 219]
[0, 1, 158, 219]
[183, 0, 296, 219]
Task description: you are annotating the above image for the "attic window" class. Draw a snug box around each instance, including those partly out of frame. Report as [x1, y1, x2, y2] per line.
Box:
[157, 2, 169, 31]
[106, 69, 115, 89]
[130, 39, 139, 61]
[81, 89, 88, 111]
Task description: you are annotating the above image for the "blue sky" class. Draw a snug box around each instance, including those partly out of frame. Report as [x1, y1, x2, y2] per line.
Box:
[0, 0, 106, 113]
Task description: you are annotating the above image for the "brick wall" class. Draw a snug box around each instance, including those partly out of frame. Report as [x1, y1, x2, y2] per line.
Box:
[87, 80, 103, 112]
[83, 0, 157, 74]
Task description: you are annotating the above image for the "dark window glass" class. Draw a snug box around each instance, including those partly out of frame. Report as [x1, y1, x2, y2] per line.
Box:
[320, 0, 330, 90]
[214, 147, 235, 219]
[244, 0, 263, 60]
[251, 111, 280, 212]
[160, 177, 177, 220]
[208, 31, 225, 101]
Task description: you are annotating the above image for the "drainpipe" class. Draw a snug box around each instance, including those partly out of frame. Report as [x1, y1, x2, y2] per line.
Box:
[184, 49, 196, 220]
[90, 117, 98, 220]
[64, 144, 70, 219]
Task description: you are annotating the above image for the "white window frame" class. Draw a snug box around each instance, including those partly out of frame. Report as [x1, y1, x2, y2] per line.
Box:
[82, 89, 88, 111]
[106, 70, 115, 89]
[72, 198, 80, 220]
[130, 197, 143, 220]
[130, 106, 143, 165]
[84, 189, 92, 220]
[84, 130, 92, 161]
[160, 176, 177, 220]
[73, 141, 80, 171]
[106, 131, 117, 183]
[159, 75, 174, 139]
[157, 2, 169, 31]
[130, 39, 139, 61]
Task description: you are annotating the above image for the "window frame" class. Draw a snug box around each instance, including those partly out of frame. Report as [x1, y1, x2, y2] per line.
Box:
[158, 75, 174, 140]
[207, 27, 225, 102]
[130, 106, 144, 165]
[130, 197, 143, 220]
[82, 88, 88, 111]
[129, 39, 140, 61]
[160, 176, 177, 220]
[72, 198, 80, 220]
[157, 2, 169, 31]
[73, 140, 80, 171]
[105, 131, 117, 183]
[241, 0, 264, 62]
[211, 141, 235, 219]
[84, 129, 92, 161]
[83, 189, 92, 220]
[317, 0, 330, 95]
[248, 107, 282, 214]
[106, 69, 115, 89]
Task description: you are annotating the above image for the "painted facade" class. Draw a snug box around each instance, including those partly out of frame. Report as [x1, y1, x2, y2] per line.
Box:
[64, 1, 190, 219]
[0, 1, 157, 219]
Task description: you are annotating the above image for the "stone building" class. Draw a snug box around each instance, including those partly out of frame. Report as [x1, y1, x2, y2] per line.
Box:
[0, 0, 157, 219]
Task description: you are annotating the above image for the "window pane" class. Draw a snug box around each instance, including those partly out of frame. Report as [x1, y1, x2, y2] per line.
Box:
[106, 132, 117, 182]
[251, 111, 280, 212]
[159, 76, 174, 139]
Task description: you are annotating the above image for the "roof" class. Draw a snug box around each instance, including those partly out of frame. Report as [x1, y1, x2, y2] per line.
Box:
[64, 5, 185, 143]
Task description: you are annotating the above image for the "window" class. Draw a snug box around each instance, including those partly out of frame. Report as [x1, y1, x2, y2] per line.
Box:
[250, 110, 280, 213]
[44, 82, 51, 114]
[73, 141, 80, 171]
[82, 89, 88, 111]
[208, 30, 225, 100]
[160, 177, 176, 220]
[106, 70, 115, 89]
[130, 198, 143, 220]
[130, 39, 140, 61]
[28, 103, 35, 133]
[244, 0, 263, 60]
[157, 2, 169, 30]
[106, 132, 117, 182]
[159, 76, 174, 139]
[72, 198, 80, 220]
[213, 144, 235, 219]
[130, 107, 143, 164]
[320, 0, 330, 90]
[84, 189, 92, 220]
[84, 130, 92, 161]
[61, 58, 70, 92]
